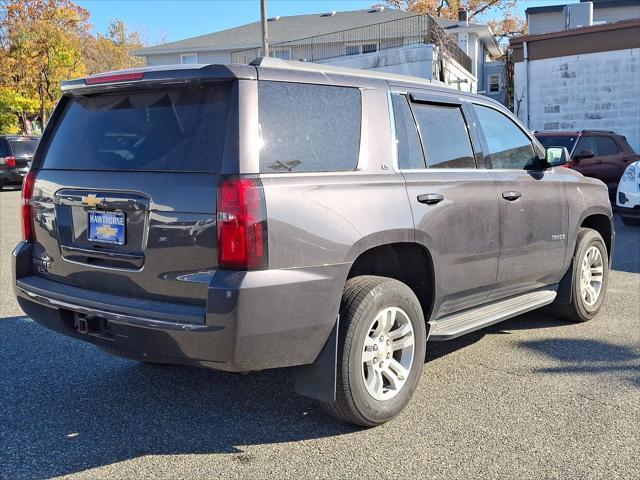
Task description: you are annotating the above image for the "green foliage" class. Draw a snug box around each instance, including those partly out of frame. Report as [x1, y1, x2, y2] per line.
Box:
[0, 0, 146, 131]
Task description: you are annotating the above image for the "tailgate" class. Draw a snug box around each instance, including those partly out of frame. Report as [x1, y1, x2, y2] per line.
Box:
[28, 82, 234, 306]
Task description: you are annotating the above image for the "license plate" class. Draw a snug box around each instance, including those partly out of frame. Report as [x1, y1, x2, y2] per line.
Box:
[87, 210, 126, 245]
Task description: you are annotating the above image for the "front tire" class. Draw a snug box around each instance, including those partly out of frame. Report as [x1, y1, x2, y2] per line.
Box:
[553, 228, 609, 322]
[322, 276, 426, 427]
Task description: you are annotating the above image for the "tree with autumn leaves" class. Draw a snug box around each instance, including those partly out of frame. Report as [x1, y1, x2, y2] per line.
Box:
[0, 0, 143, 134]
[384, 0, 527, 44]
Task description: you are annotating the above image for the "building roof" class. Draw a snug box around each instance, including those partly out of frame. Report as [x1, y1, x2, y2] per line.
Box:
[526, 0, 639, 16]
[510, 18, 640, 62]
[136, 8, 501, 57]
[137, 8, 418, 55]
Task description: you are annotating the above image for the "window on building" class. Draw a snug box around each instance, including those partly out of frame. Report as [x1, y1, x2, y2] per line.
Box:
[180, 54, 198, 65]
[270, 48, 292, 60]
[391, 94, 426, 170]
[474, 104, 536, 170]
[258, 81, 361, 173]
[345, 43, 378, 56]
[489, 74, 500, 93]
[411, 103, 476, 169]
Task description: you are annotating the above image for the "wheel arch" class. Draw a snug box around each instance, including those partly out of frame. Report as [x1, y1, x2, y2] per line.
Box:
[346, 242, 436, 325]
[580, 213, 613, 261]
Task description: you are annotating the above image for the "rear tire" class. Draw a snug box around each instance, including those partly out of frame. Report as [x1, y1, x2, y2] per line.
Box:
[99, 346, 173, 366]
[553, 228, 609, 322]
[621, 216, 640, 227]
[321, 275, 426, 427]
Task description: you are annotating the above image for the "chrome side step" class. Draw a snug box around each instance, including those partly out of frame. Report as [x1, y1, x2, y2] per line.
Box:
[428, 289, 557, 341]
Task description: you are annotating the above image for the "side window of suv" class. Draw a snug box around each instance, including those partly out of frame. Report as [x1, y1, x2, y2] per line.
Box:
[258, 81, 361, 173]
[596, 136, 619, 156]
[411, 102, 476, 168]
[475, 104, 536, 170]
[575, 136, 598, 156]
[0, 140, 8, 157]
[391, 94, 426, 170]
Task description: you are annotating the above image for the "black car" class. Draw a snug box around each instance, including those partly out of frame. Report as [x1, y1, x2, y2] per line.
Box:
[0, 135, 39, 189]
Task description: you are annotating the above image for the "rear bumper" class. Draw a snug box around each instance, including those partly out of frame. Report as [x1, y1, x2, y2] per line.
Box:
[617, 205, 640, 219]
[13, 242, 347, 372]
[0, 167, 27, 184]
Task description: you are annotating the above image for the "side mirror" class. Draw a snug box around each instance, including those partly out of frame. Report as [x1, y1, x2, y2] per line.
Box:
[574, 149, 594, 161]
[545, 146, 570, 167]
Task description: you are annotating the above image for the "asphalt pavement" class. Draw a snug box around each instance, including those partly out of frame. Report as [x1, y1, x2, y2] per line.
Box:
[1, 188, 639, 480]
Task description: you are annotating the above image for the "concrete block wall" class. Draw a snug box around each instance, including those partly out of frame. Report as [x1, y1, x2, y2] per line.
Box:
[514, 48, 640, 151]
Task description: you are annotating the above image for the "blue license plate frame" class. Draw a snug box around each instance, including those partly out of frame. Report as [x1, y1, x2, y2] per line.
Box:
[87, 210, 126, 246]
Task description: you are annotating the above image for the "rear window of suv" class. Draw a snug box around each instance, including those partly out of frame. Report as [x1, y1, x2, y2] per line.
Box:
[258, 81, 361, 173]
[41, 83, 232, 172]
[9, 138, 39, 157]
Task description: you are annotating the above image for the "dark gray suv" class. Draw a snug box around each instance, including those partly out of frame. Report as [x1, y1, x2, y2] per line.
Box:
[13, 59, 613, 426]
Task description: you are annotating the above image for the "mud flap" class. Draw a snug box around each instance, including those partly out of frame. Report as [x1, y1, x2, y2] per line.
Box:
[293, 316, 338, 402]
[555, 259, 574, 305]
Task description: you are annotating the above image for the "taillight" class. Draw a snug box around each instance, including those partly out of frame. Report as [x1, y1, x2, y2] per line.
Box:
[85, 71, 144, 85]
[217, 176, 268, 269]
[5, 156, 16, 168]
[21, 170, 37, 242]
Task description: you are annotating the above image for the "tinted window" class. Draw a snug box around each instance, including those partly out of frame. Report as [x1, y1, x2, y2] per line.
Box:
[42, 84, 231, 172]
[575, 136, 597, 156]
[391, 94, 425, 170]
[475, 105, 536, 169]
[8, 138, 38, 157]
[412, 103, 475, 168]
[536, 135, 577, 153]
[0, 141, 8, 157]
[258, 81, 361, 173]
[596, 136, 618, 155]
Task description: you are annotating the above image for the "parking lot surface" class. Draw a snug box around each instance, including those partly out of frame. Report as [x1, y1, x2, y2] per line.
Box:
[1, 188, 639, 480]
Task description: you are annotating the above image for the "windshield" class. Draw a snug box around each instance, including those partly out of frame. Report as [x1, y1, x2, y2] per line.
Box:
[41, 83, 232, 172]
[9, 138, 39, 157]
[535, 135, 578, 153]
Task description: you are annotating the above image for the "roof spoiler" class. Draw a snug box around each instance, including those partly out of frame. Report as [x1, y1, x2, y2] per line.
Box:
[61, 64, 256, 93]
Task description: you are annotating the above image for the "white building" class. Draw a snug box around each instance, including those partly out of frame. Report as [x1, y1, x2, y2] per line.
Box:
[511, 18, 640, 151]
[135, 8, 502, 94]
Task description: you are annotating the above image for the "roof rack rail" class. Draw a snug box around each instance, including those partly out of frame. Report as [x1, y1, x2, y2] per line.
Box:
[248, 57, 452, 88]
[580, 129, 616, 134]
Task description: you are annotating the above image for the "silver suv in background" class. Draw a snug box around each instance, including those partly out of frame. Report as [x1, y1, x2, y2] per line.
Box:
[13, 59, 613, 426]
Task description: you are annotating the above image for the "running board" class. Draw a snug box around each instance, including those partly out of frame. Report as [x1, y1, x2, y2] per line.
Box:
[428, 289, 557, 341]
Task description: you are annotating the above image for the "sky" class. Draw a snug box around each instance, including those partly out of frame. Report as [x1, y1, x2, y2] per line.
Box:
[76, 0, 581, 44]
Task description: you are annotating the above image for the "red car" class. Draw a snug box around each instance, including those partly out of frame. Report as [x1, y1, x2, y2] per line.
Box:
[535, 130, 639, 200]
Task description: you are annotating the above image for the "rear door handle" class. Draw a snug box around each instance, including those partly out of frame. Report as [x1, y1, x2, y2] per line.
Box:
[417, 193, 444, 205]
[502, 191, 522, 201]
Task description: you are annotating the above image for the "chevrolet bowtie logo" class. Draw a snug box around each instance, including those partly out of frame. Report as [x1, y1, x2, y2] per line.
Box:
[81, 194, 104, 207]
[96, 224, 118, 238]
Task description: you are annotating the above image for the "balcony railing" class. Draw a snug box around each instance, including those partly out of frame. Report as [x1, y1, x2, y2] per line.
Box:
[231, 14, 473, 74]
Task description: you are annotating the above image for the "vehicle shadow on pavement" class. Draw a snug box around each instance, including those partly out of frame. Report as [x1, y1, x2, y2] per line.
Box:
[0, 316, 358, 480]
[519, 337, 640, 389]
[425, 311, 575, 362]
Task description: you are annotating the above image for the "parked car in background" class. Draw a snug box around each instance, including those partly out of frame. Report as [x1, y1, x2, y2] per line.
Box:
[617, 160, 640, 226]
[13, 60, 614, 427]
[0, 135, 39, 190]
[534, 130, 639, 201]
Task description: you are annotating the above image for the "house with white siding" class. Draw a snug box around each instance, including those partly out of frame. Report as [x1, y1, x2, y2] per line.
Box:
[135, 8, 502, 95]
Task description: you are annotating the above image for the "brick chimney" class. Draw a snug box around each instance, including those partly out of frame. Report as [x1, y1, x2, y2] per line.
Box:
[458, 8, 469, 27]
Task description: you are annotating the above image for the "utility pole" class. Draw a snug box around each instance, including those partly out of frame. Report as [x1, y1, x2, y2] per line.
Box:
[260, 0, 269, 58]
